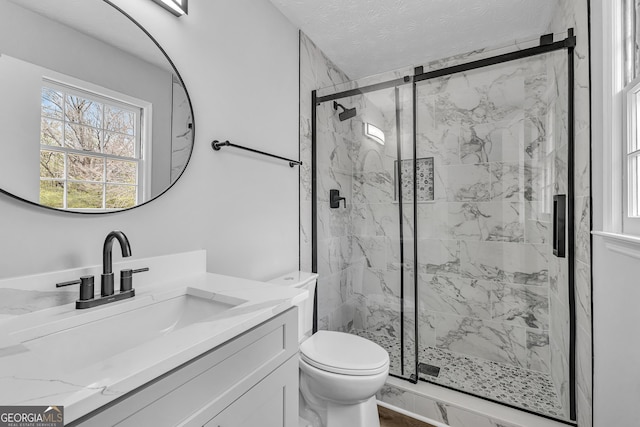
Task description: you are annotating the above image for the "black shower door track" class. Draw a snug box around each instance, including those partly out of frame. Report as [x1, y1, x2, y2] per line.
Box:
[311, 29, 577, 423]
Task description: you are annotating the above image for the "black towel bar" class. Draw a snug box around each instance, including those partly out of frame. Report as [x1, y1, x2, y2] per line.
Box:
[211, 140, 302, 168]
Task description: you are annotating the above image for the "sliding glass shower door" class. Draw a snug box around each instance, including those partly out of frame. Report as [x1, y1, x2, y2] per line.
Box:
[413, 50, 572, 420]
[313, 84, 418, 381]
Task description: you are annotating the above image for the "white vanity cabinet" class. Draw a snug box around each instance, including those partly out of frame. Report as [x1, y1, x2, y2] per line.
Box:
[73, 308, 298, 427]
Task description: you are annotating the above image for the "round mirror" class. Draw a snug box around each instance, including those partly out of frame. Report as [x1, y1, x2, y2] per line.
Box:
[0, 0, 194, 213]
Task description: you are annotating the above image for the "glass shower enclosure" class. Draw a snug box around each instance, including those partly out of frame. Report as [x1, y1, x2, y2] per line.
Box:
[311, 32, 576, 423]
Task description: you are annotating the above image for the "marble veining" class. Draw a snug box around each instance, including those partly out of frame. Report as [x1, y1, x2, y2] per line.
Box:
[0, 289, 76, 315]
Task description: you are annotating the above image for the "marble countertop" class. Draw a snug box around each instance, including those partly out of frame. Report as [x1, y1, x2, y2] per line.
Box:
[0, 263, 306, 423]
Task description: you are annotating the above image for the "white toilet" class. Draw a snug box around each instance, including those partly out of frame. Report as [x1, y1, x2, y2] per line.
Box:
[268, 271, 389, 427]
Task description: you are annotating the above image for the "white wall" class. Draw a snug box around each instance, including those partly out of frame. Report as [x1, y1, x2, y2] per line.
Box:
[592, 235, 640, 426]
[0, 0, 300, 281]
[0, 55, 42, 202]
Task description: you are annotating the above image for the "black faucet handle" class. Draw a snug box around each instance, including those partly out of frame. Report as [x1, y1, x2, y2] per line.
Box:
[120, 267, 149, 292]
[56, 276, 95, 301]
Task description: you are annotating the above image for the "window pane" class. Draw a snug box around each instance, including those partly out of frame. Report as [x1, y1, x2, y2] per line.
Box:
[106, 160, 137, 184]
[41, 118, 63, 147]
[65, 95, 102, 128]
[39, 180, 64, 208]
[631, 154, 640, 217]
[67, 182, 103, 209]
[65, 123, 101, 152]
[106, 184, 136, 209]
[104, 132, 136, 157]
[105, 106, 135, 135]
[633, 88, 640, 154]
[68, 155, 104, 182]
[635, 0, 640, 79]
[41, 88, 63, 119]
[40, 151, 64, 178]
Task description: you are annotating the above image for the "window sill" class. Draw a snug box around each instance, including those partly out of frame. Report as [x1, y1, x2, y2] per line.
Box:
[592, 230, 640, 259]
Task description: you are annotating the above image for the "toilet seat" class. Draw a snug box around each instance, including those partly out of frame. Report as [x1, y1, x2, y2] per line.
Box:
[299, 331, 389, 376]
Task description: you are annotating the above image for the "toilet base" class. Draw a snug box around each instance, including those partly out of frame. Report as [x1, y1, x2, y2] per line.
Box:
[325, 395, 380, 427]
[300, 392, 380, 427]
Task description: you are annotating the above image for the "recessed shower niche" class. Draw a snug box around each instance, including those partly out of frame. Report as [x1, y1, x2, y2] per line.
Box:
[311, 33, 576, 422]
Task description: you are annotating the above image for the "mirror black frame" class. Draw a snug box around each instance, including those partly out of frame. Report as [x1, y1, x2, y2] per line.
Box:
[0, 0, 195, 215]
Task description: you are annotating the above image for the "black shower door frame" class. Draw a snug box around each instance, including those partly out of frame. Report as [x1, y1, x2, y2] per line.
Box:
[311, 29, 577, 422]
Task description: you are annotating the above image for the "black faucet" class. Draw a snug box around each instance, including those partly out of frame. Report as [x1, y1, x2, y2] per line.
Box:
[56, 230, 148, 309]
[101, 231, 132, 297]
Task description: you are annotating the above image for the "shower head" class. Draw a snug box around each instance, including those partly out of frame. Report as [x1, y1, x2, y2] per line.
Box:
[333, 101, 357, 121]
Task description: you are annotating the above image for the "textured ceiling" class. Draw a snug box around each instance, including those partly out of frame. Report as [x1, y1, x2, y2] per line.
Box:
[269, 0, 557, 79]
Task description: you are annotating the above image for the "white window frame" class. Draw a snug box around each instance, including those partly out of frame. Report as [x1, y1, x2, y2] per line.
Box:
[594, 0, 627, 235]
[39, 73, 152, 211]
[621, 0, 640, 235]
[624, 76, 640, 234]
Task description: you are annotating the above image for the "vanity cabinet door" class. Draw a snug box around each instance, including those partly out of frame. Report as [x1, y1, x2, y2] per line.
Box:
[205, 356, 298, 427]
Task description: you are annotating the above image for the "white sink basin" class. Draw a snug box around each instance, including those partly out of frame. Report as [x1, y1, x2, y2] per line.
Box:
[16, 289, 244, 371]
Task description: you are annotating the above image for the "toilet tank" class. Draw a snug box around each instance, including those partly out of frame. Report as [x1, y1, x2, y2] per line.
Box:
[268, 271, 317, 342]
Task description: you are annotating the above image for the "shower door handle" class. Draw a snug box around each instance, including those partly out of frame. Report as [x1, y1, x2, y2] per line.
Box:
[553, 195, 566, 258]
[330, 189, 346, 209]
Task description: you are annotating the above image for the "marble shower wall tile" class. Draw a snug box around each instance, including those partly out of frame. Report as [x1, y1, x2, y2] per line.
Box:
[316, 269, 349, 321]
[434, 164, 492, 202]
[416, 126, 461, 166]
[352, 235, 388, 271]
[352, 171, 394, 204]
[459, 120, 524, 165]
[317, 235, 352, 275]
[491, 282, 549, 329]
[526, 329, 551, 373]
[355, 293, 402, 339]
[417, 239, 460, 274]
[460, 241, 549, 286]
[420, 273, 492, 320]
[416, 203, 449, 240]
[417, 310, 437, 348]
[316, 129, 355, 174]
[351, 202, 402, 239]
[416, 65, 525, 126]
[447, 202, 525, 242]
[575, 259, 592, 332]
[435, 313, 527, 368]
[317, 202, 351, 239]
[575, 195, 590, 264]
[576, 324, 592, 411]
[549, 290, 570, 415]
[360, 266, 402, 300]
[328, 301, 355, 332]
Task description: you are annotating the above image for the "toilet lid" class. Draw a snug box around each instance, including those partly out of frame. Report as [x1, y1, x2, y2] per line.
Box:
[299, 331, 389, 376]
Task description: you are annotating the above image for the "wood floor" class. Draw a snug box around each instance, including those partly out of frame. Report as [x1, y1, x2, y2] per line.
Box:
[378, 405, 436, 427]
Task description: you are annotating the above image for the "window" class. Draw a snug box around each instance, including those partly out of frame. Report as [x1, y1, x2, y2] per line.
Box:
[623, 0, 640, 233]
[39, 81, 143, 211]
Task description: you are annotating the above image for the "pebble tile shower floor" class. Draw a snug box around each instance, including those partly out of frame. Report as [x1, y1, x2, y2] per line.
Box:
[352, 329, 566, 419]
